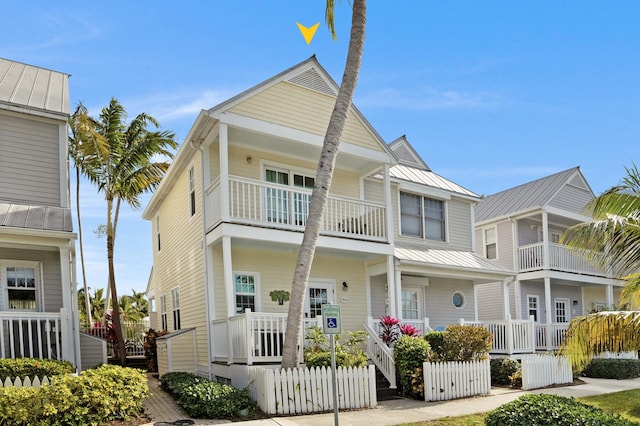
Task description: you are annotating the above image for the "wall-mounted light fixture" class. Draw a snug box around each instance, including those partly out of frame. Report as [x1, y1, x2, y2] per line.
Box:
[573, 300, 579, 306]
[245, 155, 252, 164]
[342, 281, 349, 292]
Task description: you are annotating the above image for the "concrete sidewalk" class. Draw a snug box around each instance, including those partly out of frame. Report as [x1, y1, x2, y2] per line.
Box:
[143, 376, 640, 426]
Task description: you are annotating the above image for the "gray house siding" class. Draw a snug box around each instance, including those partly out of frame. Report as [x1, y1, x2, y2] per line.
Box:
[476, 282, 503, 320]
[0, 113, 61, 206]
[369, 275, 388, 319]
[519, 281, 582, 323]
[79, 332, 107, 370]
[547, 183, 593, 213]
[0, 247, 63, 312]
[517, 218, 539, 246]
[425, 277, 475, 329]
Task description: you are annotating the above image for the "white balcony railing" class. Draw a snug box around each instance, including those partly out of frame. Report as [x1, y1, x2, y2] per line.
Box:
[461, 316, 536, 355]
[517, 242, 610, 276]
[534, 322, 569, 350]
[211, 310, 321, 365]
[0, 309, 68, 360]
[206, 176, 387, 241]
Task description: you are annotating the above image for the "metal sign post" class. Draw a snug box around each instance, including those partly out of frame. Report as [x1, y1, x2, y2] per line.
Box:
[322, 304, 342, 426]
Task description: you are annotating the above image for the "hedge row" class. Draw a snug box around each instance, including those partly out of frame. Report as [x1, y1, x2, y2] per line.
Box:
[160, 371, 253, 419]
[0, 364, 148, 425]
[0, 358, 74, 381]
[582, 358, 640, 380]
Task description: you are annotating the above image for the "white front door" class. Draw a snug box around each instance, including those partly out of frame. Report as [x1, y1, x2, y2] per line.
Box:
[401, 286, 424, 320]
[304, 280, 335, 319]
[554, 298, 570, 323]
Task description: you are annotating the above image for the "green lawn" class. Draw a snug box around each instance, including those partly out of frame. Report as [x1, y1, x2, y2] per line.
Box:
[399, 389, 640, 425]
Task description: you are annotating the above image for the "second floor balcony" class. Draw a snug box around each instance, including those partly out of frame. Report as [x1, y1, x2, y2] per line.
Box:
[517, 242, 611, 277]
[206, 175, 388, 242]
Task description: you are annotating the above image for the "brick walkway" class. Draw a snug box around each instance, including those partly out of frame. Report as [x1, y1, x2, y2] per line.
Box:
[142, 374, 230, 425]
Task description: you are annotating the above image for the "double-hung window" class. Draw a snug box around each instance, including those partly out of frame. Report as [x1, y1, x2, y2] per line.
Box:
[2, 262, 39, 311]
[189, 167, 196, 216]
[156, 216, 161, 252]
[400, 192, 445, 241]
[484, 227, 497, 259]
[234, 273, 258, 314]
[171, 287, 181, 330]
[159, 294, 168, 330]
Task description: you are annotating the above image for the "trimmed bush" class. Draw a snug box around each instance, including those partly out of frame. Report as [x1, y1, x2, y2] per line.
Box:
[393, 335, 430, 397]
[160, 371, 253, 419]
[424, 331, 445, 359]
[485, 393, 635, 426]
[0, 358, 74, 380]
[0, 364, 148, 425]
[305, 351, 367, 368]
[490, 358, 520, 385]
[582, 358, 640, 379]
[441, 324, 491, 362]
[303, 326, 368, 368]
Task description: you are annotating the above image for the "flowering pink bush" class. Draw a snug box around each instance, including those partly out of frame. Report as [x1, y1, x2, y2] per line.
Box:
[399, 323, 421, 337]
[379, 315, 401, 346]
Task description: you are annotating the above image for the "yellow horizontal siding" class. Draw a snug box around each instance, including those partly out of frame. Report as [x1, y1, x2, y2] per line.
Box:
[229, 82, 383, 152]
[170, 332, 196, 373]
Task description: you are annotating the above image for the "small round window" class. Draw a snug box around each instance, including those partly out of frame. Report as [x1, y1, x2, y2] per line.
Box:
[452, 291, 465, 308]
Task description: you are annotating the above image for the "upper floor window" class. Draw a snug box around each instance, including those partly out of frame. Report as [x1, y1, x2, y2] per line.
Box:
[400, 192, 445, 241]
[171, 287, 181, 330]
[156, 216, 161, 252]
[234, 272, 259, 314]
[484, 227, 497, 260]
[159, 294, 168, 330]
[189, 167, 196, 216]
[1, 262, 40, 311]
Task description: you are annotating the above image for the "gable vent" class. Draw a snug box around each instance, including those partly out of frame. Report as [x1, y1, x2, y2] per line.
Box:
[287, 68, 336, 96]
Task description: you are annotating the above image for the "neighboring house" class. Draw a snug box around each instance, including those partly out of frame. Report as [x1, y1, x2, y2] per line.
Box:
[0, 58, 81, 367]
[143, 57, 512, 381]
[474, 167, 623, 351]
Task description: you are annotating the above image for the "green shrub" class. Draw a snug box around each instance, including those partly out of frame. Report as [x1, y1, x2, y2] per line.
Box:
[0, 358, 75, 380]
[441, 324, 491, 362]
[159, 371, 254, 419]
[0, 364, 148, 425]
[424, 331, 445, 359]
[490, 358, 520, 385]
[582, 358, 640, 379]
[485, 393, 635, 426]
[393, 335, 430, 398]
[303, 326, 368, 368]
[304, 351, 368, 368]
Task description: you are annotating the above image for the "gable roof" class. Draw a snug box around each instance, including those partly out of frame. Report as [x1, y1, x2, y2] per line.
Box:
[389, 165, 480, 199]
[475, 167, 591, 222]
[388, 135, 430, 170]
[0, 58, 70, 117]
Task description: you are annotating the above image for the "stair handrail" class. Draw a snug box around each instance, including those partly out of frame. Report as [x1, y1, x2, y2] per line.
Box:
[363, 323, 396, 389]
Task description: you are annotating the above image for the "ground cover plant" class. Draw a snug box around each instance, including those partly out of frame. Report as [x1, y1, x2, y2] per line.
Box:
[160, 371, 255, 419]
[0, 364, 148, 425]
[303, 326, 368, 367]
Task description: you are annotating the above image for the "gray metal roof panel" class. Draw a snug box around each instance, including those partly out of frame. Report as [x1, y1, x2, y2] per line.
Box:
[394, 245, 512, 275]
[475, 168, 580, 222]
[390, 164, 480, 198]
[0, 58, 70, 115]
[0, 202, 72, 232]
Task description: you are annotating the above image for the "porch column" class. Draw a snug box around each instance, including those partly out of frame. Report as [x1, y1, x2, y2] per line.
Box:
[542, 211, 549, 269]
[395, 268, 402, 320]
[544, 277, 552, 351]
[219, 122, 230, 221]
[383, 164, 394, 245]
[502, 280, 510, 320]
[386, 256, 397, 317]
[605, 284, 614, 309]
[222, 236, 235, 317]
[59, 246, 77, 366]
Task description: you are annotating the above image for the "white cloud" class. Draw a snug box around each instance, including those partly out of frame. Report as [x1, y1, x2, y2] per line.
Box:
[357, 87, 505, 110]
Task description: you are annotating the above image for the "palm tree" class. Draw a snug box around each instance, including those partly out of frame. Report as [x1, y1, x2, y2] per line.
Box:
[69, 104, 106, 325]
[281, 0, 366, 368]
[71, 99, 176, 365]
[559, 164, 640, 370]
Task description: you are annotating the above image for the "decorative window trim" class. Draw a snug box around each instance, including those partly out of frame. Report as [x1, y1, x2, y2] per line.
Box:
[159, 294, 168, 331]
[156, 216, 161, 252]
[0, 260, 42, 312]
[233, 271, 260, 314]
[483, 226, 498, 260]
[451, 291, 466, 309]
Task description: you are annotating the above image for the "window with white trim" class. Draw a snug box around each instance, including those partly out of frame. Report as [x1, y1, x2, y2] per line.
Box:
[484, 227, 497, 260]
[452, 291, 465, 308]
[527, 295, 539, 322]
[159, 294, 168, 330]
[1, 262, 40, 311]
[171, 287, 181, 330]
[156, 216, 161, 252]
[189, 167, 196, 216]
[401, 288, 421, 320]
[234, 273, 259, 314]
[400, 192, 445, 241]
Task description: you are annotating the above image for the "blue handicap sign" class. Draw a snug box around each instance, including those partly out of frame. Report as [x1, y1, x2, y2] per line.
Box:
[327, 317, 338, 329]
[321, 304, 342, 334]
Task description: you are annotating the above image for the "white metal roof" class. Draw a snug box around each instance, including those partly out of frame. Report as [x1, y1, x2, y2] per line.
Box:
[0, 202, 73, 232]
[0, 58, 70, 116]
[395, 245, 512, 276]
[390, 164, 480, 199]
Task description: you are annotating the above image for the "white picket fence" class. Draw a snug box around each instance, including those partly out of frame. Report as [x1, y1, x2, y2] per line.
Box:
[423, 359, 491, 401]
[247, 365, 376, 415]
[1, 376, 50, 389]
[521, 354, 573, 390]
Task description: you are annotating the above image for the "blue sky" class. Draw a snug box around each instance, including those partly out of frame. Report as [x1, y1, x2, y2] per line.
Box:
[3, 2, 638, 296]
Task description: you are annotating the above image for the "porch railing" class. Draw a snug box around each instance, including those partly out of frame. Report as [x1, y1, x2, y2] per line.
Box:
[0, 309, 68, 360]
[517, 242, 610, 276]
[80, 320, 150, 358]
[364, 321, 396, 389]
[534, 322, 569, 350]
[462, 316, 536, 355]
[206, 176, 387, 241]
[211, 310, 320, 365]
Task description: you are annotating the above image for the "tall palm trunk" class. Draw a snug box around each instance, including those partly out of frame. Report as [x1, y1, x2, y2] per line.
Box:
[107, 197, 127, 365]
[75, 166, 92, 325]
[281, 0, 366, 368]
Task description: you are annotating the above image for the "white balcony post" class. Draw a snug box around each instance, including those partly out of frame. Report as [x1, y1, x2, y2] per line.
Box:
[59, 246, 77, 366]
[529, 315, 536, 353]
[544, 277, 552, 351]
[386, 256, 397, 318]
[502, 279, 510, 320]
[395, 268, 402, 320]
[542, 212, 549, 269]
[222, 236, 235, 318]
[246, 310, 254, 366]
[219, 122, 230, 221]
[383, 164, 394, 245]
[505, 314, 514, 355]
[606, 285, 614, 309]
